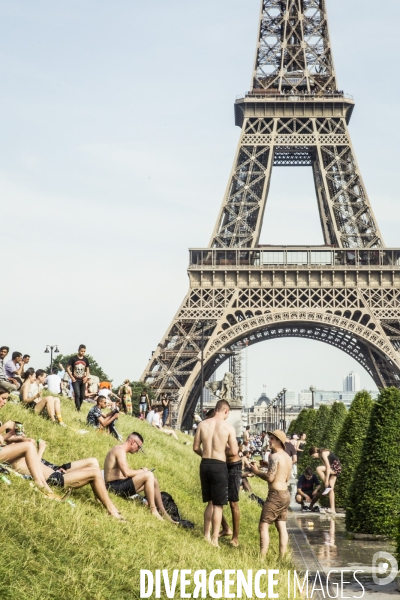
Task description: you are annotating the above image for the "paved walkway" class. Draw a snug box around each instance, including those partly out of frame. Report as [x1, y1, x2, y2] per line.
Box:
[287, 480, 398, 599]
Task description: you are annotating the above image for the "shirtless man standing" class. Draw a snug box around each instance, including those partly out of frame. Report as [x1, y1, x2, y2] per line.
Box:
[250, 429, 292, 557]
[193, 399, 239, 547]
[103, 432, 174, 522]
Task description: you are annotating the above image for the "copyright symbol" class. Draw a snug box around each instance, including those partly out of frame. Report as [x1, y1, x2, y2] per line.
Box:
[372, 552, 398, 585]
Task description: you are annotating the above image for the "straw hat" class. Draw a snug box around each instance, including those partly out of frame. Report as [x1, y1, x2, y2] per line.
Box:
[267, 430, 286, 449]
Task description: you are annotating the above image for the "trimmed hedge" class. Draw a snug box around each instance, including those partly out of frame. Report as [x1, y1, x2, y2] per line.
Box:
[334, 391, 374, 509]
[322, 401, 347, 451]
[298, 405, 330, 473]
[346, 387, 400, 537]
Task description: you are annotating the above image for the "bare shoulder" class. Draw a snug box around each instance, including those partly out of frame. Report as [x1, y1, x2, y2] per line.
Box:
[226, 422, 237, 436]
[109, 445, 122, 457]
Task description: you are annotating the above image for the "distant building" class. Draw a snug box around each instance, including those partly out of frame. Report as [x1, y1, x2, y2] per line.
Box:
[285, 390, 296, 406]
[299, 391, 312, 406]
[343, 371, 361, 392]
[299, 388, 377, 408]
[243, 393, 270, 432]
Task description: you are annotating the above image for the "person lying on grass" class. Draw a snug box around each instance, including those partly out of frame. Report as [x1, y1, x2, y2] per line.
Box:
[7, 435, 126, 521]
[152, 407, 179, 441]
[19, 368, 66, 426]
[0, 386, 56, 496]
[104, 432, 176, 523]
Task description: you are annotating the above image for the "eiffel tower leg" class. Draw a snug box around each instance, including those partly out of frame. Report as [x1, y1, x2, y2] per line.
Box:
[312, 117, 383, 248]
[210, 117, 274, 249]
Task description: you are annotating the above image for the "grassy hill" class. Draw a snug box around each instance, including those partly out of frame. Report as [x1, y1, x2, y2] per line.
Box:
[1, 398, 293, 599]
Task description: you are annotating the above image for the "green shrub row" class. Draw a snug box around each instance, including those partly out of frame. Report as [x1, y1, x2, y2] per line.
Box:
[334, 391, 374, 508]
[346, 387, 400, 537]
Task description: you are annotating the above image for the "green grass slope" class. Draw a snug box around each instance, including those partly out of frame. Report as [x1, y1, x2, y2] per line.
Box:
[1, 399, 293, 599]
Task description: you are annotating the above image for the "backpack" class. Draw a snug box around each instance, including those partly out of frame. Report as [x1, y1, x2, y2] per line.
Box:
[161, 492, 194, 529]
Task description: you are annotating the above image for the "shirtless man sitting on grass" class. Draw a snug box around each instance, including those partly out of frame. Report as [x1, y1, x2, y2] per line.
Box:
[250, 429, 292, 557]
[104, 432, 176, 522]
[193, 399, 239, 547]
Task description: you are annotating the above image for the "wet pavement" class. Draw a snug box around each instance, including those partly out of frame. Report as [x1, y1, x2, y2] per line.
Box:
[287, 481, 399, 598]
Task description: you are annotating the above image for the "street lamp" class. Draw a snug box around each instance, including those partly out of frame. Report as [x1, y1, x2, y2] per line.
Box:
[282, 388, 287, 431]
[309, 385, 316, 409]
[44, 345, 60, 371]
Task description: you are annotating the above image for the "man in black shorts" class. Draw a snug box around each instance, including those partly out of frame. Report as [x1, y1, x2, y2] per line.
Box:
[206, 408, 242, 547]
[193, 400, 239, 547]
[103, 432, 176, 522]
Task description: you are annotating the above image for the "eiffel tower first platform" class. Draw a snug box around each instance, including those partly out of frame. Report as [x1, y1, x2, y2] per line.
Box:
[141, 0, 400, 429]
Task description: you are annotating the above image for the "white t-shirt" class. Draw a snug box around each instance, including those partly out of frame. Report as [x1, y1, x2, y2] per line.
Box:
[146, 410, 155, 425]
[46, 374, 61, 394]
[98, 389, 111, 398]
[152, 413, 161, 428]
[28, 382, 43, 398]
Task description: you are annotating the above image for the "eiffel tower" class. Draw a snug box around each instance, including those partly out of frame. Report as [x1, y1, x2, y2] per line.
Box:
[142, 0, 400, 429]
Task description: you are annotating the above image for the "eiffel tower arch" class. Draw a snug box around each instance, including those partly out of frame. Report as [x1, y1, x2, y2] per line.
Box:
[141, 0, 400, 428]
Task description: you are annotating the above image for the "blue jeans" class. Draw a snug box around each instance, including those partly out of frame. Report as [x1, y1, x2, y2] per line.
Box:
[162, 407, 169, 427]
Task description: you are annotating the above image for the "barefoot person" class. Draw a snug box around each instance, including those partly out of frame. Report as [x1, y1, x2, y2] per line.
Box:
[219, 444, 242, 547]
[20, 369, 65, 425]
[250, 430, 292, 558]
[193, 399, 238, 547]
[309, 446, 342, 514]
[103, 432, 174, 522]
[10, 439, 124, 520]
[0, 387, 55, 495]
[204, 408, 241, 547]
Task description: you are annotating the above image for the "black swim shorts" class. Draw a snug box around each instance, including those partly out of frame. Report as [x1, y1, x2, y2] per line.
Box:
[47, 471, 65, 488]
[105, 478, 136, 498]
[227, 460, 242, 503]
[200, 458, 228, 506]
[42, 459, 72, 472]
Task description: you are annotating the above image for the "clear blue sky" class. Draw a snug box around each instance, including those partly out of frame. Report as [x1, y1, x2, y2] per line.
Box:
[1, 0, 399, 400]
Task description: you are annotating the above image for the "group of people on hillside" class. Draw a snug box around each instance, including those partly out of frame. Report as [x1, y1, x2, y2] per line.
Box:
[1, 341, 343, 557]
[0, 385, 177, 522]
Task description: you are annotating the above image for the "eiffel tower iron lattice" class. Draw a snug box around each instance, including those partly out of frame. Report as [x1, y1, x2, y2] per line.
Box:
[141, 0, 400, 429]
